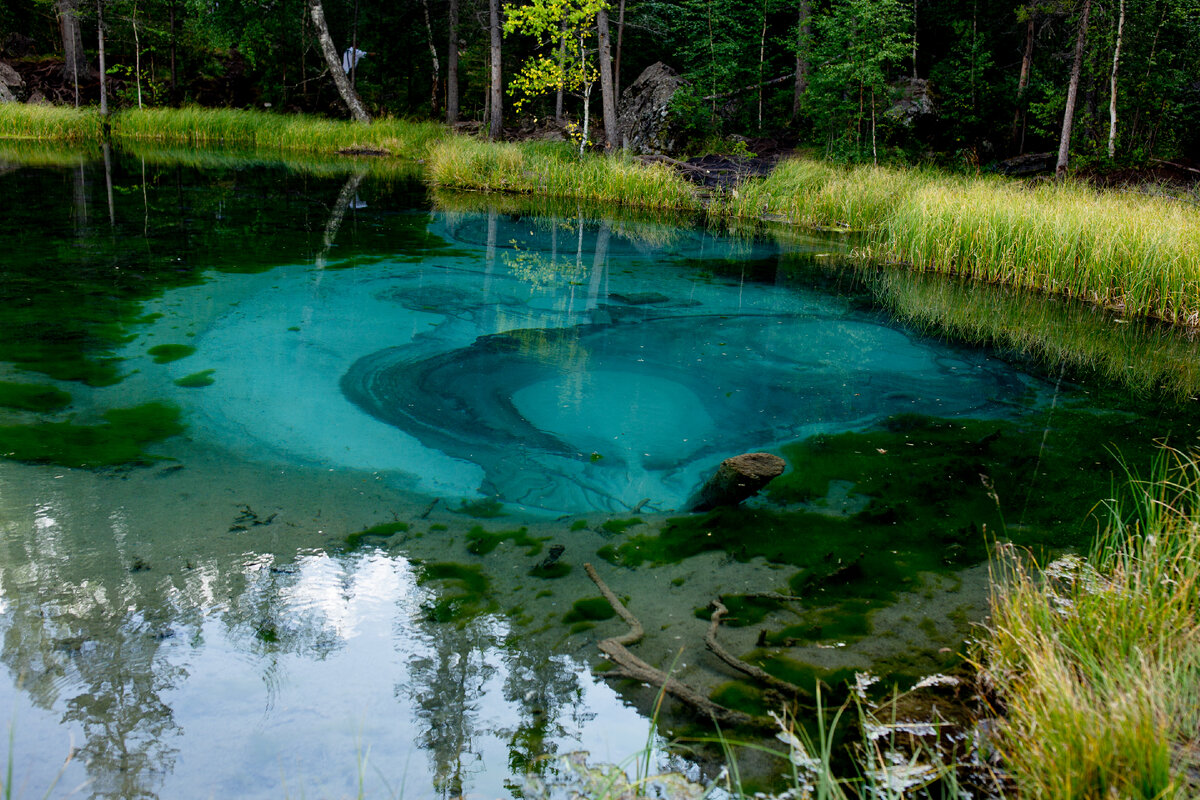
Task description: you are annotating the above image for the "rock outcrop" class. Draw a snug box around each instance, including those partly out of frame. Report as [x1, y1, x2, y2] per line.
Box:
[616, 62, 688, 155]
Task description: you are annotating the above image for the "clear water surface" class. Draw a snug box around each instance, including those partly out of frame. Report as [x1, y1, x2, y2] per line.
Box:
[0, 152, 1195, 799]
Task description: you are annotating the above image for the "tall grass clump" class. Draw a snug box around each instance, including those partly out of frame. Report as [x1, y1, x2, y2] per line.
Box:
[979, 447, 1200, 798]
[426, 137, 701, 211]
[0, 104, 103, 142]
[880, 179, 1200, 326]
[109, 108, 446, 159]
[720, 160, 934, 231]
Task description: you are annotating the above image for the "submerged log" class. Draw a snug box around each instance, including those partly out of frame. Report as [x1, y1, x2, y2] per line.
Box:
[688, 452, 785, 512]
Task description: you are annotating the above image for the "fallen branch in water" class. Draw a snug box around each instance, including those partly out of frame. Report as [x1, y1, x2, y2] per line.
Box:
[706, 599, 811, 701]
[584, 563, 765, 728]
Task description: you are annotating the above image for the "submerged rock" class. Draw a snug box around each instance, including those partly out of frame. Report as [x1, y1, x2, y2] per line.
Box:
[688, 451, 785, 511]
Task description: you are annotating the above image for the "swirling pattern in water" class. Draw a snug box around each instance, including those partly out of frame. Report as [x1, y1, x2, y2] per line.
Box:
[342, 312, 1026, 513]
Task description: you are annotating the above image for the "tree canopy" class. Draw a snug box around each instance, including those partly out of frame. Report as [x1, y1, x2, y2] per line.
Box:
[3, 0, 1200, 165]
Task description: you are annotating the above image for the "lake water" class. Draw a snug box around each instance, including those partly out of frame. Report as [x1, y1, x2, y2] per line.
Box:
[0, 152, 1196, 798]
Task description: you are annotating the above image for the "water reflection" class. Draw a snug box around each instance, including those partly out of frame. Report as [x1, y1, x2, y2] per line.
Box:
[1, 151, 1198, 799]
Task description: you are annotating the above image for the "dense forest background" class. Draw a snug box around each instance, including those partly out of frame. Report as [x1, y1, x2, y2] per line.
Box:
[2, 0, 1199, 166]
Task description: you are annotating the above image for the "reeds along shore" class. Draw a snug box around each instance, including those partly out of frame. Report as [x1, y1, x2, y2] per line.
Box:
[3, 104, 1200, 326]
[977, 449, 1200, 799]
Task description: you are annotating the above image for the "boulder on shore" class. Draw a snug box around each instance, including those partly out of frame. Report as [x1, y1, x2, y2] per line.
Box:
[617, 62, 688, 155]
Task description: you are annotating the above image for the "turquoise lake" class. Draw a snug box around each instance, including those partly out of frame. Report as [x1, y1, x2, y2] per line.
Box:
[0, 151, 1196, 798]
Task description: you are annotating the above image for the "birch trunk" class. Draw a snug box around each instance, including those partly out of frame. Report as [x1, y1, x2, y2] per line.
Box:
[307, 0, 371, 123]
[1108, 0, 1125, 158]
[421, 0, 441, 115]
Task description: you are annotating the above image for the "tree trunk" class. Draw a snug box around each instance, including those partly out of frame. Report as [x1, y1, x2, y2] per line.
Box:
[1108, 0, 1125, 158]
[791, 0, 810, 120]
[489, 0, 503, 140]
[446, 0, 460, 123]
[56, 0, 90, 93]
[597, 6, 618, 150]
[1010, 13, 1034, 152]
[613, 0, 626, 100]
[97, 0, 107, 117]
[555, 21, 566, 123]
[757, 0, 767, 129]
[1055, 0, 1091, 179]
[421, 0, 441, 116]
[306, 0, 371, 123]
[168, 2, 178, 101]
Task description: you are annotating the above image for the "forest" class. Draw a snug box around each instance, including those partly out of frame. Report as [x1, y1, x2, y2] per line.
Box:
[2, 0, 1200, 169]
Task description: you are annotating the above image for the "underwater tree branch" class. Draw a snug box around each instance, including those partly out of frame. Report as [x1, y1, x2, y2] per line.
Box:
[583, 563, 766, 728]
[706, 599, 811, 702]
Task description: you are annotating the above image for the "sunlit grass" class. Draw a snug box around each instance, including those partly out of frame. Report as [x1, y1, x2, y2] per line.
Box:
[721, 156, 1200, 326]
[109, 108, 446, 158]
[426, 137, 701, 211]
[978, 447, 1200, 798]
[0, 104, 103, 141]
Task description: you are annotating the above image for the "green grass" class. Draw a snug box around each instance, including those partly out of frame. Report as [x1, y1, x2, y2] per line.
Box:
[109, 107, 446, 158]
[425, 137, 701, 211]
[977, 447, 1200, 798]
[0, 104, 104, 141]
[720, 157, 1200, 327]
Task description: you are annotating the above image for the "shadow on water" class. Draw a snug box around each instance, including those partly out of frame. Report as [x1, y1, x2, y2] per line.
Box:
[0, 144, 1198, 797]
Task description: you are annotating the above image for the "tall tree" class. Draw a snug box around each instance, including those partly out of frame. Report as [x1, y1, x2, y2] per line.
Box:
[490, 0, 504, 139]
[306, 0, 370, 123]
[447, 0, 461, 123]
[97, 0, 108, 116]
[1056, 0, 1091, 178]
[791, 0, 810, 120]
[1107, 0, 1125, 157]
[596, 5, 617, 148]
[56, 0, 91, 100]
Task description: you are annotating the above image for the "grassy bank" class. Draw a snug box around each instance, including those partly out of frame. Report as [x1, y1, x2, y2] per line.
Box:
[722, 159, 1200, 326]
[426, 136, 701, 211]
[0, 104, 445, 158]
[978, 449, 1200, 798]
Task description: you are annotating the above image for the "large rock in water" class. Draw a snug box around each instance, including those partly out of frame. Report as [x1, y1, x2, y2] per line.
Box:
[617, 62, 688, 155]
[688, 452, 786, 512]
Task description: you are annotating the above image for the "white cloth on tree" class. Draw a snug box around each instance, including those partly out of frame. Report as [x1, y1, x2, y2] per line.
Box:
[341, 47, 367, 73]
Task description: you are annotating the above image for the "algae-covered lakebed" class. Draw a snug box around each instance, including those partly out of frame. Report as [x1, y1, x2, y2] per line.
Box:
[0, 149, 1197, 798]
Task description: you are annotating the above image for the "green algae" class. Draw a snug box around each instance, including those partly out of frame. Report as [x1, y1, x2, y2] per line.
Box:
[174, 369, 215, 388]
[0, 381, 72, 412]
[417, 562, 496, 625]
[465, 525, 545, 556]
[600, 517, 643, 534]
[0, 401, 184, 467]
[344, 520, 410, 549]
[563, 597, 617, 624]
[147, 344, 196, 363]
[569, 519, 589, 532]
